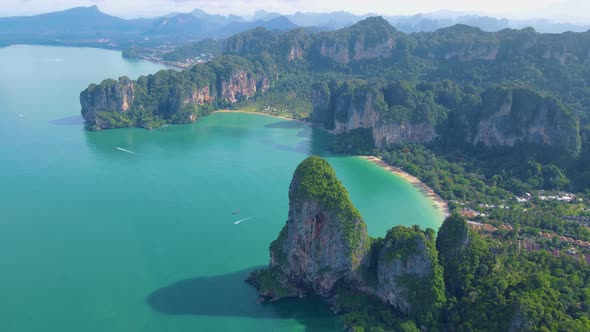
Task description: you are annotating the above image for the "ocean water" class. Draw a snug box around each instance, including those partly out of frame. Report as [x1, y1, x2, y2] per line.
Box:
[0, 45, 444, 332]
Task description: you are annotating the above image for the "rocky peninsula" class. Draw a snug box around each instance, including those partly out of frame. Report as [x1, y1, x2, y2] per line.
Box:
[247, 156, 446, 330]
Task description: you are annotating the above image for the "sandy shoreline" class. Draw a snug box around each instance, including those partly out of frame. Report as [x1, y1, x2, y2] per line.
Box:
[362, 156, 451, 218]
[213, 110, 308, 124]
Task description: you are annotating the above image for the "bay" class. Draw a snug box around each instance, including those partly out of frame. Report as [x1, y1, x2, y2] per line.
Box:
[0, 45, 444, 332]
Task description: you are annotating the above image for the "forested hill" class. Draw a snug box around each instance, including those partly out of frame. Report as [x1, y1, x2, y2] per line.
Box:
[80, 17, 589, 157]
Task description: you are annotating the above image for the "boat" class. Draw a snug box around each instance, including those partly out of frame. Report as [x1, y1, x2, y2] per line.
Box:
[232, 210, 240, 215]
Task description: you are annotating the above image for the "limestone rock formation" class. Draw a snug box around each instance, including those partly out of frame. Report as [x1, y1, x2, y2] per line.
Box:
[311, 81, 580, 154]
[248, 156, 445, 321]
[314, 17, 399, 65]
[465, 87, 581, 154]
[311, 81, 438, 148]
[268, 156, 369, 296]
[373, 226, 444, 317]
[80, 57, 272, 129]
[80, 77, 134, 128]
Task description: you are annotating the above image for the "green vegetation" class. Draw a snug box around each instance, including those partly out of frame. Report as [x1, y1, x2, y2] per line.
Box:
[248, 267, 296, 299]
[381, 226, 420, 262]
[436, 215, 590, 331]
[95, 110, 135, 129]
[82, 53, 277, 129]
[436, 215, 495, 298]
[269, 224, 288, 265]
[237, 73, 314, 120]
[256, 153, 590, 331]
[162, 38, 224, 62]
[315, 79, 451, 129]
[331, 128, 375, 153]
[381, 226, 446, 326]
[377, 144, 513, 204]
[225, 27, 278, 55]
[336, 288, 419, 332]
[290, 156, 367, 257]
[338, 215, 590, 331]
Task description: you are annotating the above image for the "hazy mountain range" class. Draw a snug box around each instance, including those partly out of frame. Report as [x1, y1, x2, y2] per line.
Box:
[251, 9, 590, 33]
[0, 5, 588, 50]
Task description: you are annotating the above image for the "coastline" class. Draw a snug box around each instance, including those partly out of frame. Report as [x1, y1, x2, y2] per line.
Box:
[362, 156, 451, 219]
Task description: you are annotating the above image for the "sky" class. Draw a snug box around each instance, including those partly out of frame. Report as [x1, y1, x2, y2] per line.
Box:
[1, 0, 590, 23]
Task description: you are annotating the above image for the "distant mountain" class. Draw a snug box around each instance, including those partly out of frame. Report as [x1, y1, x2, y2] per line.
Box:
[287, 11, 374, 29]
[220, 16, 298, 35]
[189, 8, 244, 26]
[385, 14, 510, 33]
[149, 14, 211, 36]
[1, 6, 588, 51]
[252, 10, 282, 22]
[384, 14, 590, 33]
[148, 11, 295, 42]
[283, 10, 588, 34]
[0, 6, 151, 45]
[0, 6, 296, 48]
[511, 19, 590, 33]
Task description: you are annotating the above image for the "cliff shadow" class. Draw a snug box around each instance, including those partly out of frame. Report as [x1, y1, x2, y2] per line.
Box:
[49, 115, 85, 126]
[83, 122, 254, 157]
[261, 120, 333, 157]
[264, 120, 308, 130]
[146, 268, 340, 331]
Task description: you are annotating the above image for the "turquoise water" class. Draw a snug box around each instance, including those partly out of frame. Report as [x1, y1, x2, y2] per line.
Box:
[0, 45, 444, 332]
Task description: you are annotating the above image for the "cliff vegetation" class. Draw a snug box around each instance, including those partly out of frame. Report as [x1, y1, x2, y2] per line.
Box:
[250, 157, 447, 330]
[80, 16, 590, 188]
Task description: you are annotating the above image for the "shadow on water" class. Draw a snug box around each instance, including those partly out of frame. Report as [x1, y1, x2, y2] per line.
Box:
[260, 120, 334, 157]
[83, 114, 335, 164]
[49, 115, 85, 126]
[147, 268, 341, 331]
[264, 120, 307, 129]
[83, 122, 253, 157]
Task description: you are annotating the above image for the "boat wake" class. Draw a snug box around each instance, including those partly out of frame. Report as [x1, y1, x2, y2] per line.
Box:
[15, 112, 24, 117]
[116, 147, 136, 154]
[234, 217, 252, 225]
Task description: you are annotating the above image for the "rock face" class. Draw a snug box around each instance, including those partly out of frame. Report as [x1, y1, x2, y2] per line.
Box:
[80, 57, 272, 129]
[423, 25, 500, 62]
[372, 123, 437, 147]
[249, 156, 445, 320]
[312, 81, 580, 154]
[318, 40, 352, 64]
[288, 45, 304, 61]
[315, 17, 399, 65]
[80, 77, 134, 126]
[221, 70, 265, 103]
[269, 156, 369, 296]
[190, 86, 212, 105]
[443, 43, 498, 61]
[466, 87, 581, 154]
[225, 27, 278, 55]
[374, 227, 444, 317]
[311, 81, 438, 148]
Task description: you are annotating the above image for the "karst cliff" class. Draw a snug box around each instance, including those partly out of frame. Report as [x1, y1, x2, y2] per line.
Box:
[247, 156, 446, 325]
